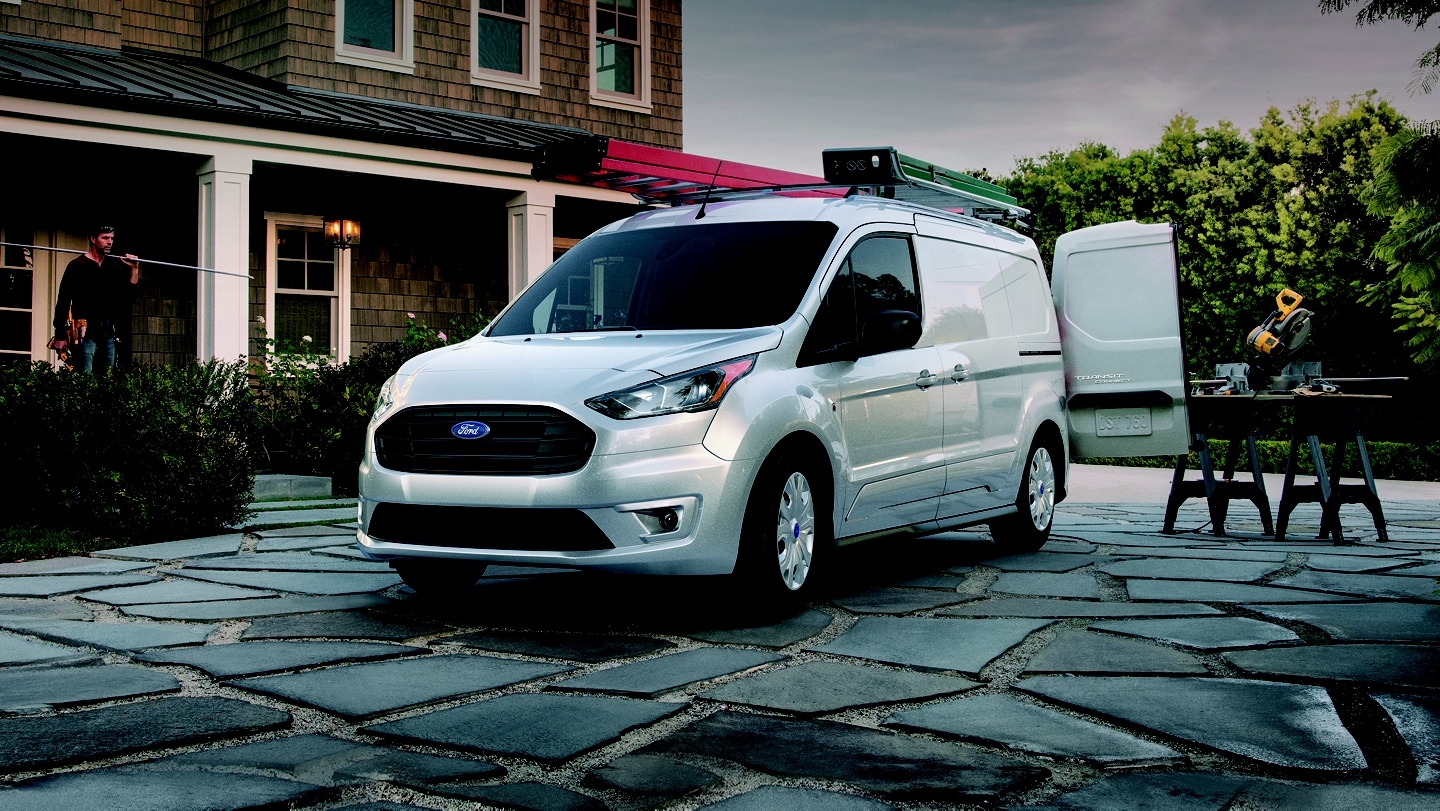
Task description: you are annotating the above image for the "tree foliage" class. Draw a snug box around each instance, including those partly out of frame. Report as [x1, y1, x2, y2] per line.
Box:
[1002, 94, 1408, 378]
[1365, 123, 1440, 365]
[1321, 0, 1440, 93]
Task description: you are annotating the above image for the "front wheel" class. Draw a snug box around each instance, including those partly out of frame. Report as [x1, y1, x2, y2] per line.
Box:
[391, 560, 487, 598]
[735, 450, 831, 607]
[988, 439, 1058, 553]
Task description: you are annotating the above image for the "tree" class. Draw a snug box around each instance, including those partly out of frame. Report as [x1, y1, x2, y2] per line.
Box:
[1321, 0, 1440, 93]
[1364, 123, 1440, 365]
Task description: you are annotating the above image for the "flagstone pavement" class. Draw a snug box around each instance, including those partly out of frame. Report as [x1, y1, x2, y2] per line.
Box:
[0, 466, 1437, 809]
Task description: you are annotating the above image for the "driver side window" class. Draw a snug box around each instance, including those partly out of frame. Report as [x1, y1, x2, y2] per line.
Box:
[801, 235, 920, 363]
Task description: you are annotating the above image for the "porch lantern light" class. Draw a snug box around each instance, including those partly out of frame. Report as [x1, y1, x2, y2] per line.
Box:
[324, 218, 361, 249]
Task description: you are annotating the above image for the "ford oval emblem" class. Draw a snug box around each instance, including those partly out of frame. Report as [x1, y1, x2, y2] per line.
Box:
[451, 421, 491, 440]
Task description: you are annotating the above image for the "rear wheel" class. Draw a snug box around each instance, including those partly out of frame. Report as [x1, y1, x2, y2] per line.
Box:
[735, 449, 830, 607]
[391, 560, 487, 597]
[989, 438, 1058, 553]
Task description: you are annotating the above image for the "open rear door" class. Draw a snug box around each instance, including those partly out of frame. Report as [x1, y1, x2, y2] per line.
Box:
[1052, 221, 1190, 458]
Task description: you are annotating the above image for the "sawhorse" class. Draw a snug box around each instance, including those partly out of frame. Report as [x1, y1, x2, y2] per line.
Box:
[1163, 429, 1274, 536]
[1275, 397, 1389, 543]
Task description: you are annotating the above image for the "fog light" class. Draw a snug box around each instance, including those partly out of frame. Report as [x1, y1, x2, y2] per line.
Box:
[656, 508, 679, 533]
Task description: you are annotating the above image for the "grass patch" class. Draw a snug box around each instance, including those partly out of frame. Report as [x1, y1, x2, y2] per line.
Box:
[0, 525, 128, 563]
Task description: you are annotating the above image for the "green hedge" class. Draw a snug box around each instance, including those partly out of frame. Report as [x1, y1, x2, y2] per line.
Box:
[0, 359, 262, 547]
[1089, 438, 1440, 482]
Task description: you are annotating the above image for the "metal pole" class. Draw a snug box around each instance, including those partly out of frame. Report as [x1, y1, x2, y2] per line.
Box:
[0, 241, 252, 279]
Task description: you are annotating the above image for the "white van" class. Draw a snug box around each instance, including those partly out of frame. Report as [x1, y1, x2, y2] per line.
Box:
[357, 149, 1190, 602]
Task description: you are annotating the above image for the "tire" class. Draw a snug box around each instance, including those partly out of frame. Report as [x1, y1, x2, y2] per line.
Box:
[391, 559, 487, 598]
[734, 449, 831, 607]
[988, 437, 1059, 553]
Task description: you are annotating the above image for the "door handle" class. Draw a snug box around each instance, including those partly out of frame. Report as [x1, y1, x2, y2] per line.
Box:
[915, 370, 940, 389]
[950, 364, 971, 381]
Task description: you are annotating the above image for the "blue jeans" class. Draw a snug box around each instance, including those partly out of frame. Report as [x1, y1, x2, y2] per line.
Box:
[81, 337, 116, 374]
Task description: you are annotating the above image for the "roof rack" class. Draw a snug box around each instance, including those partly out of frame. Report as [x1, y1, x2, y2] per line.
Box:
[532, 137, 1028, 222]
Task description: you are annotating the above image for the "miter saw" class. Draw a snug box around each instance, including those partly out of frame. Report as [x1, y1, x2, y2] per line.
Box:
[1203, 288, 1324, 394]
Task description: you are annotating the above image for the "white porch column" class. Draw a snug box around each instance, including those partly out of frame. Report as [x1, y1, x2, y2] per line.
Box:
[196, 155, 252, 361]
[506, 188, 555, 301]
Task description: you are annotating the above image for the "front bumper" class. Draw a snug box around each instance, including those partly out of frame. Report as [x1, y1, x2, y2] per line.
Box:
[357, 443, 759, 576]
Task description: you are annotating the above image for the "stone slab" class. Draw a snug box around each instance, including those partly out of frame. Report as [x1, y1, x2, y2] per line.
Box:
[1037, 539, 1098, 554]
[810, 617, 1050, 675]
[890, 572, 967, 589]
[312, 545, 367, 559]
[121, 594, 389, 621]
[1074, 532, 1223, 548]
[1037, 771, 1252, 811]
[684, 608, 834, 648]
[161, 732, 504, 786]
[0, 598, 92, 621]
[257, 534, 363, 552]
[1306, 554, 1408, 573]
[172, 569, 401, 595]
[0, 696, 291, 773]
[364, 693, 685, 762]
[1228, 780, 1440, 810]
[1023, 629, 1208, 675]
[1243, 602, 1440, 643]
[885, 692, 1183, 765]
[1373, 693, 1440, 786]
[1388, 562, 1440, 577]
[1017, 675, 1365, 771]
[645, 710, 1047, 801]
[429, 781, 605, 811]
[1090, 617, 1300, 650]
[700, 786, 893, 810]
[0, 664, 178, 714]
[447, 629, 674, 662]
[1099, 558, 1284, 582]
[699, 660, 979, 715]
[1239, 544, 1415, 557]
[0, 618, 218, 651]
[1100, 547, 1290, 562]
[184, 553, 392, 572]
[1271, 570, 1440, 600]
[552, 647, 783, 697]
[832, 587, 971, 613]
[0, 574, 157, 597]
[80, 579, 276, 606]
[0, 557, 155, 576]
[1224, 644, 1440, 690]
[987, 553, 1108, 572]
[242, 611, 445, 641]
[0, 630, 90, 667]
[1125, 579, 1356, 603]
[940, 598, 1223, 619]
[0, 765, 332, 810]
[233, 653, 571, 719]
[255, 524, 356, 538]
[990, 572, 1101, 599]
[136, 640, 422, 678]
[93, 534, 246, 561]
[583, 753, 721, 798]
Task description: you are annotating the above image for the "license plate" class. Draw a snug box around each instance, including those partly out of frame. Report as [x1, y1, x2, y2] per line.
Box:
[1095, 407, 1152, 437]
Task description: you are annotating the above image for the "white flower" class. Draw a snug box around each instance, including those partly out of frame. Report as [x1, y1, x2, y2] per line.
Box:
[301, 335, 313, 343]
[406, 312, 416, 319]
[437, 332, 447, 341]
[255, 315, 266, 324]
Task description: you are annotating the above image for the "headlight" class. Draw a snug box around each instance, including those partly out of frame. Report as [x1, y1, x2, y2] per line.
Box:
[586, 356, 757, 420]
[372, 375, 398, 423]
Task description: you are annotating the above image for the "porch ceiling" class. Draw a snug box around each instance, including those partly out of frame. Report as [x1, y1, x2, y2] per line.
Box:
[0, 35, 587, 162]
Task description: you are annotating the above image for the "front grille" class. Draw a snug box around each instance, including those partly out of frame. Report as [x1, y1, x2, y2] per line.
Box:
[367, 503, 613, 551]
[375, 405, 596, 475]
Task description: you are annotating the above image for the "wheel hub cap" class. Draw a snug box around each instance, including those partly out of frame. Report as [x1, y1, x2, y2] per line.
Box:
[775, 472, 815, 591]
[1027, 446, 1056, 530]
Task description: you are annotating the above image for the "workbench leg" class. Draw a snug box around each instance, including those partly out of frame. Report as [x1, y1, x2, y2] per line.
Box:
[1162, 450, 1190, 534]
[1248, 435, 1275, 535]
[1276, 436, 1302, 542]
[1196, 434, 1226, 536]
[1356, 434, 1389, 542]
[1310, 434, 1340, 542]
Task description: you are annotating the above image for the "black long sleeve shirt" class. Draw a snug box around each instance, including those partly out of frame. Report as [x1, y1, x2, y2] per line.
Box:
[53, 254, 138, 338]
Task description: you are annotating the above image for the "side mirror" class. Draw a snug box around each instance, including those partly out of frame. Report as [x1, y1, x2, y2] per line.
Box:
[860, 309, 921, 354]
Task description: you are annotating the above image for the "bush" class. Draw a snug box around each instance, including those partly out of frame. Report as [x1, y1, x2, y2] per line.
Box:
[254, 312, 490, 495]
[0, 359, 262, 545]
[1088, 438, 1440, 482]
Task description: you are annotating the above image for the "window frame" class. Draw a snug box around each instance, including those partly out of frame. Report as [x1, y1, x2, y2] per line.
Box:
[264, 213, 351, 363]
[801, 232, 924, 365]
[0, 225, 33, 360]
[471, 0, 542, 94]
[589, 0, 652, 113]
[336, 0, 416, 75]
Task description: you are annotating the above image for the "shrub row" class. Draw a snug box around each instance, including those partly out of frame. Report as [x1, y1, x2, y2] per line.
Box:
[0, 359, 262, 547]
[1088, 438, 1440, 482]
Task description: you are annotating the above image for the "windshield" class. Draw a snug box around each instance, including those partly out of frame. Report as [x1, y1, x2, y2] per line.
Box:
[488, 220, 839, 335]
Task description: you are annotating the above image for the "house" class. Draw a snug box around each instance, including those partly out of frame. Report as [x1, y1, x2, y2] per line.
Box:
[0, 0, 679, 367]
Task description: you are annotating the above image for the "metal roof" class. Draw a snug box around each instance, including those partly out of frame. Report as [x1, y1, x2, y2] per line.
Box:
[0, 35, 590, 161]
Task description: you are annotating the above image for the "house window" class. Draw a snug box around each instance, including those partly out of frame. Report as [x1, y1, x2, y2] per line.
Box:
[472, 0, 541, 93]
[264, 214, 351, 362]
[0, 225, 33, 360]
[336, 0, 415, 74]
[591, 0, 650, 112]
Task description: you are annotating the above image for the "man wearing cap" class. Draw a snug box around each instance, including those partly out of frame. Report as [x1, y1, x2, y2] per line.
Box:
[51, 225, 140, 373]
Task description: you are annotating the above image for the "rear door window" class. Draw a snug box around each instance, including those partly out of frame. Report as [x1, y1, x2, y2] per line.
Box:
[802, 234, 920, 360]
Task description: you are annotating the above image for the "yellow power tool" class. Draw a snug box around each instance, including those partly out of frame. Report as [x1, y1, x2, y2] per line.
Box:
[1247, 288, 1313, 358]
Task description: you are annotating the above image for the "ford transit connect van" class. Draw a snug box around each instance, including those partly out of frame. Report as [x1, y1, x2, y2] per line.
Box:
[357, 151, 1190, 602]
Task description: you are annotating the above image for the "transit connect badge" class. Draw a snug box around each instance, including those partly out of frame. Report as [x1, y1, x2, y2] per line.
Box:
[451, 421, 491, 439]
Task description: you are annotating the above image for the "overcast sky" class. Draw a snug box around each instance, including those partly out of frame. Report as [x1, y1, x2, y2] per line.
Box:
[682, 0, 1440, 176]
